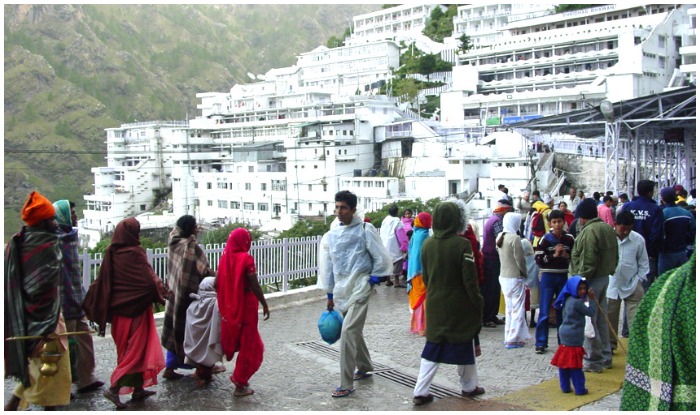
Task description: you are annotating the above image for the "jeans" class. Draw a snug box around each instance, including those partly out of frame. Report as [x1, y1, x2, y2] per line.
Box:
[658, 251, 689, 276]
[535, 272, 568, 348]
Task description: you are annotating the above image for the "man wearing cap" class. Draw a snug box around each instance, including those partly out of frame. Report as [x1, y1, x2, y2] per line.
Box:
[621, 180, 664, 291]
[481, 199, 513, 327]
[53, 200, 104, 394]
[569, 198, 619, 373]
[658, 187, 695, 275]
[5, 191, 72, 410]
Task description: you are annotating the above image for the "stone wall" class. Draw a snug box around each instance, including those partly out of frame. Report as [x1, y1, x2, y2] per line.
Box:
[552, 153, 610, 197]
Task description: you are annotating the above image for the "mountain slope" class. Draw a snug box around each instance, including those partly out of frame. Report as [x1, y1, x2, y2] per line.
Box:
[3, 4, 377, 241]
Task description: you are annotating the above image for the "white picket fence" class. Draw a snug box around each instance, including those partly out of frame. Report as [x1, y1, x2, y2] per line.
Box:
[80, 236, 323, 294]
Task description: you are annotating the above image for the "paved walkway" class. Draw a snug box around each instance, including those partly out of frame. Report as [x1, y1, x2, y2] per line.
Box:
[4, 286, 622, 411]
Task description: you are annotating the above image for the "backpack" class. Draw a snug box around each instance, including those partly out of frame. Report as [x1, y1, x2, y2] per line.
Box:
[530, 210, 547, 239]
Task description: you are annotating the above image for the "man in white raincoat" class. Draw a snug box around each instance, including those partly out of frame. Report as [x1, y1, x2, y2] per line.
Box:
[318, 190, 393, 398]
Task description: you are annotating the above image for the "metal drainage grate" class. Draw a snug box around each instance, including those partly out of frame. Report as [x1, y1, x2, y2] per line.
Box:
[295, 341, 461, 399]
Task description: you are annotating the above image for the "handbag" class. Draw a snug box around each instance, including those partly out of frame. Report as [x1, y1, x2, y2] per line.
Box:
[583, 301, 595, 338]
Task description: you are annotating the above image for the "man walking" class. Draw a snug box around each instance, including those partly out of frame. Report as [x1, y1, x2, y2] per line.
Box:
[318, 190, 393, 397]
[53, 200, 104, 394]
[379, 205, 408, 287]
[607, 211, 649, 352]
[5, 191, 72, 410]
[481, 199, 512, 327]
[569, 198, 619, 373]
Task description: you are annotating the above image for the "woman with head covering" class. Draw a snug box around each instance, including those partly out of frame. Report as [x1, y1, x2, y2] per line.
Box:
[216, 228, 270, 397]
[406, 212, 432, 336]
[495, 212, 531, 349]
[184, 276, 223, 386]
[411, 200, 485, 406]
[83, 217, 167, 409]
[161, 215, 216, 380]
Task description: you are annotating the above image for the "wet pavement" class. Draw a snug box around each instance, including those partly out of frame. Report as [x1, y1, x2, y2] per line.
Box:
[4, 285, 622, 411]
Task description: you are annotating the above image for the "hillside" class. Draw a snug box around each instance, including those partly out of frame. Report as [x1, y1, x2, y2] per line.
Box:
[3, 4, 378, 241]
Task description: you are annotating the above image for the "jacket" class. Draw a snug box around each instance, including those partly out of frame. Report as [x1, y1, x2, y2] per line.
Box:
[621, 195, 663, 257]
[661, 205, 696, 253]
[568, 217, 619, 280]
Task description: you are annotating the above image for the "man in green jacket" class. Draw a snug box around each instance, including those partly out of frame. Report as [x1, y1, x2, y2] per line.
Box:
[569, 198, 618, 373]
[412, 200, 485, 406]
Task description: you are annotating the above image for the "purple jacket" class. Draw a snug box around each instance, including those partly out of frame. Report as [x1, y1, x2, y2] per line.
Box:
[482, 214, 504, 258]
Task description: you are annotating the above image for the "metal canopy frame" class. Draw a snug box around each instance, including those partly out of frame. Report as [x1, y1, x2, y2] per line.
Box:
[511, 86, 696, 195]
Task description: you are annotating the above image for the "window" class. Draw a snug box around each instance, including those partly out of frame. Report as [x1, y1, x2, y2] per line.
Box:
[217, 182, 227, 189]
[207, 200, 213, 207]
[308, 203, 312, 211]
[245, 183, 252, 190]
[249, 166, 254, 172]
[261, 183, 267, 191]
[194, 182, 199, 189]
[218, 200, 227, 208]
[231, 201, 240, 209]
[258, 203, 268, 211]
[308, 184, 313, 191]
[243, 202, 254, 210]
[658, 35, 666, 48]
[207, 182, 212, 189]
[658, 56, 665, 68]
[140, 204, 146, 211]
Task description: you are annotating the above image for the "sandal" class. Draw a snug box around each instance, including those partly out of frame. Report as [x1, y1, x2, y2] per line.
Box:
[482, 321, 497, 328]
[212, 364, 226, 374]
[131, 389, 156, 401]
[163, 369, 184, 380]
[462, 386, 485, 398]
[353, 371, 372, 381]
[103, 389, 127, 409]
[234, 387, 255, 397]
[331, 387, 355, 398]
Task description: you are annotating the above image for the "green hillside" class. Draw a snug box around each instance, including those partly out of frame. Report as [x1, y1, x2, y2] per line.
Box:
[3, 4, 377, 241]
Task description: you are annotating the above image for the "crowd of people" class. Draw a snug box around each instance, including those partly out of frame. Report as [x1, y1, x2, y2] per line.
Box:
[5, 182, 695, 410]
[4, 191, 270, 410]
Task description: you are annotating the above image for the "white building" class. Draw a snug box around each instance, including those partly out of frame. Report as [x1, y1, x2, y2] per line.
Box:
[348, 4, 442, 46]
[441, 3, 694, 127]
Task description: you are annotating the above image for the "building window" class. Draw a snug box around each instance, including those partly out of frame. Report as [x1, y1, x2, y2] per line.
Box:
[207, 200, 213, 207]
[207, 182, 212, 189]
[258, 203, 268, 211]
[323, 184, 328, 192]
[308, 203, 312, 211]
[243, 202, 254, 210]
[231, 201, 240, 209]
[249, 166, 254, 172]
[308, 184, 313, 191]
[261, 183, 267, 191]
[245, 183, 252, 190]
[658, 56, 665, 68]
[140, 204, 146, 211]
[194, 182, 199, 189]
[218, 200, 227, 208]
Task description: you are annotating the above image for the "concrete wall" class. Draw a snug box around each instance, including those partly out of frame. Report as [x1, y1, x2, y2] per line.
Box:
[553, 153, 611, 198]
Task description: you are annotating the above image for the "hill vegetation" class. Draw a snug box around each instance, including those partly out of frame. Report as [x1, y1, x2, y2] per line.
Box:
[3, 4, 377, 241]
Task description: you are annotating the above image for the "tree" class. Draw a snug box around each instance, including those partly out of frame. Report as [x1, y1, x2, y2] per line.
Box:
[417, 53, 437, 81]
[458, 34, 474, 53]
[199, 222, 263, 245]
[278, 217, 333, 238]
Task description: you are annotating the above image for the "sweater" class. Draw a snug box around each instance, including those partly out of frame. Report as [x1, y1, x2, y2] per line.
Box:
[558, 296, 595, 347]
[534, 231, 575, 273]
[569, 217, 619, 280]
[495, 232, 527, 278]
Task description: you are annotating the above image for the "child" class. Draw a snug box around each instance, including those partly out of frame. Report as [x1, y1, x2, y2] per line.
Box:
[533, 209, 575, 354]
[550, 276, 595, 395]
[184, 277, 223, 386]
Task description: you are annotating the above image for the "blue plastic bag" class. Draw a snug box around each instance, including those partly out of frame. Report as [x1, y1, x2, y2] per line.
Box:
[318, 309, 344, 345]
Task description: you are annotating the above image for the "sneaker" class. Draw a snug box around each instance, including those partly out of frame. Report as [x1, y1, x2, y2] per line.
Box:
[535, 346, 546, 354]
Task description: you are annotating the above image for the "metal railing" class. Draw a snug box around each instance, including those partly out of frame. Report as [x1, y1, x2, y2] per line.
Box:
[80, 236, 323, 294]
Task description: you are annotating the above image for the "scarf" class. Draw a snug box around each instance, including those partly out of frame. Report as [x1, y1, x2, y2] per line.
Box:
[4, 226, 61, 387]
[407, 213, 432, 282]
[620, 251, 696, 410]
[217, 228, 256, 360]
[52, 199, 72, 227]
[553, 275, 587, 310]
[161, 226, 212, 357]
[83, 218, 164, 335]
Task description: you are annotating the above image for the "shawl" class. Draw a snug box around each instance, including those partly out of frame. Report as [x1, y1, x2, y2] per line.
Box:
[407, 214, 431, 281]
[83, 218, 164, 336]
[217, 228, 256, 360]
[52, 200, 72, 227]
[553, 275, 587, 310]
[4, 226, 61, 387]
[184, 277, 223, 367]
[461, 226, 485, 285]
[161, 226, 213, 357]
[57, 225, 85, 320]
[620, 251, 696, 411]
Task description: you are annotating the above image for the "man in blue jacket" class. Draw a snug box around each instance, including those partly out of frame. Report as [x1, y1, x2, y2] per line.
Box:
[621, 180, 663, 291]
[658, 186, 695, 275]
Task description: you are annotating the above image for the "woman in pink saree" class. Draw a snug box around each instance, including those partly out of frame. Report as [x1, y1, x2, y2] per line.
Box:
[216, 228, 270, 397]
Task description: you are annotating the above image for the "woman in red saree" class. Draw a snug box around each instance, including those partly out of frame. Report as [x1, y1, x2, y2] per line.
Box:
[217, 228, 270, 397]
[83, 217, 167, 409]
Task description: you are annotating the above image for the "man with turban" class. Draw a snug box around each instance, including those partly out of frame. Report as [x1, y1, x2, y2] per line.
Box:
[53, 200, 104, 394]
[5, 191, 72, 410]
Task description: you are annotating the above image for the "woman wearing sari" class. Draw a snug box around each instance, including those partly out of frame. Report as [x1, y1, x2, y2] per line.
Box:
[407, 212, 432, 336]
[83, 217, 167, 409]
[217, 228, 270, 397]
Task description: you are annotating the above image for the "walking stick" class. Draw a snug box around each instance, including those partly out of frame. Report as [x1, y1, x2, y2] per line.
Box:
[589, 293, 627, 355]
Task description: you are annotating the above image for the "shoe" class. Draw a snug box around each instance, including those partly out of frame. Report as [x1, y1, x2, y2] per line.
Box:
[131, 389, 156, 401]
[482, 321, 497, 328]
[575, 388, 589, 396]
[412, 394, 434, 406]
[331, 387, 354, 398]
[561, 388, 571, 393]
[385, 280, 394, 287]
[583, 367, 603, 373]
[234, 387, 255, 397]
[212, 364, 226, 374]
[529, 321, 537, 328]
[494, 318, 506, 325]
[505, 342, 525, 349]
[353, 371, 372, 381]
[77, 380, 105, 394]
[535, 346, 546, 354]
[163, 368, 184, 380]
[103, 389, 127, 409]
[462, 386, 485, 397]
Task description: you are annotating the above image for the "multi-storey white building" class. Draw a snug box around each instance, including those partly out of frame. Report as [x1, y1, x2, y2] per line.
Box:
[441, 3, 694, 127]
[678, 6, 696, 85]
[348, 4, 442, 46]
